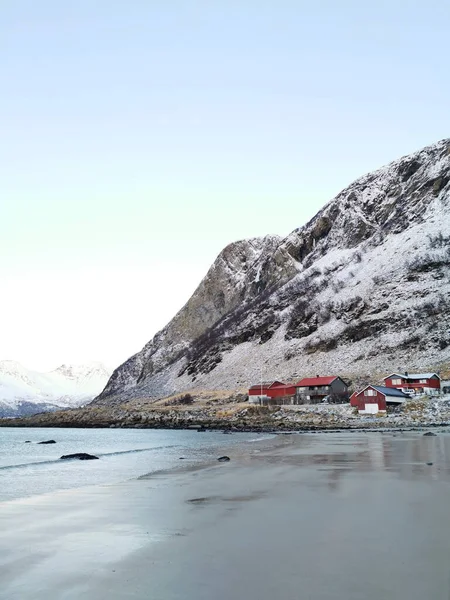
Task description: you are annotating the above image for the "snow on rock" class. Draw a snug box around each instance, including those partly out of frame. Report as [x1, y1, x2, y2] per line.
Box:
[0, 360, 111, 417]
[95, 138, 450, 405]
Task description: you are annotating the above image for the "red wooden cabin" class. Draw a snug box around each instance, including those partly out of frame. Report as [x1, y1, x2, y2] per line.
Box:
[383, 372, 440, 393]
[295, 376, 348, 403]
[248, 381, 296, 399]
[351, 385, 409, 414]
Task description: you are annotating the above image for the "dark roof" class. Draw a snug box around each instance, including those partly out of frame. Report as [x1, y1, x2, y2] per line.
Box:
[372, 386, 409, 398]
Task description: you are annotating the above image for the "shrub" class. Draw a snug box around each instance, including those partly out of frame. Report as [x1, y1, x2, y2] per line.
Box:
[284, 348, 296, 360]
[438, 339, 449, 350]
[406, 251, 450, 273]
[166, 393, 194, 406]
[285, 298, 318, 340]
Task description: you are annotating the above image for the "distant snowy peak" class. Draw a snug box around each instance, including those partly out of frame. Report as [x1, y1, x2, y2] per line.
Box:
[0, 361, 112, 417]
[95, 138, 450, 404]
[52, 362, 111, 380]
[0, 360, 33, 380]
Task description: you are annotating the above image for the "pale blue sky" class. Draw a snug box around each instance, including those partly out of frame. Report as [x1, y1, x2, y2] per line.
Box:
[1, 1, 449, 370]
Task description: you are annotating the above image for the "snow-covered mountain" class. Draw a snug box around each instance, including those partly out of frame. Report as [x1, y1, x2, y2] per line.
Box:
[95, 138, 450, 405]
[0, 361, 111, 417]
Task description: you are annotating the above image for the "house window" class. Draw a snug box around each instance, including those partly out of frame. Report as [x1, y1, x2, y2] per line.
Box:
[391, 378, 402, 385]
[419, 379, 427, 384]
[364, 389, 376, 396]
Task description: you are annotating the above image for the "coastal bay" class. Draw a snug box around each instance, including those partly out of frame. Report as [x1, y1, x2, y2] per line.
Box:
[1, 431, 450, 599]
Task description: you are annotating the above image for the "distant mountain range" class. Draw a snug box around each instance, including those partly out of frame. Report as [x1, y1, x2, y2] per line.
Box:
[0, 361, 111, 417]
[94, 138, 450, 405]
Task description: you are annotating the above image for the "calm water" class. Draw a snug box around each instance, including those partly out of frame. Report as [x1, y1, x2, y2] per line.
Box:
[0, 427, 268, 502]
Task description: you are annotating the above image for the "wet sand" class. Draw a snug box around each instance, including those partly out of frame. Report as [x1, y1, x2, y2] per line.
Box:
[1, 431, 450, 600]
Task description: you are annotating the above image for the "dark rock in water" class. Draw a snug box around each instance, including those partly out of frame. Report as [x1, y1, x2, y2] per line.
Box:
[38, 440, 56, 444]
[427, 462, 434, 465]
[60, 453, 99, 461]
[423, 432, 437, 436]
[179, 457, 186, 460]
[222, 430, 232, 434]
[24, 441, 31, 443]
[217, 456, 230, 462]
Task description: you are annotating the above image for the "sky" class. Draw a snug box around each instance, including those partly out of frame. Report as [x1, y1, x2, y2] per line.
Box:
[1, 0, 449, 372]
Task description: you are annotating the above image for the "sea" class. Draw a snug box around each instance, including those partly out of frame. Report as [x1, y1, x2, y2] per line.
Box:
[0, 427, 268, 503]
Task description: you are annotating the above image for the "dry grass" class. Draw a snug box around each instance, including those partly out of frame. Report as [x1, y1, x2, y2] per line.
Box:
[216, 403, 249, 418]
[401, 398, 430, 413]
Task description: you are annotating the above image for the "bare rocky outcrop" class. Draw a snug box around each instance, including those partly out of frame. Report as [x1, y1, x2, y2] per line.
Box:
[95, 139, 450, 405]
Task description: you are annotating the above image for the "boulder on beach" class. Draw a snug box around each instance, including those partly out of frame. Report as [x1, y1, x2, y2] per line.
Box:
[423, 432, 437, 437]
[217, 456, 230, 462]
[38, 440, 56, 444]
[60, 453, 99, 461]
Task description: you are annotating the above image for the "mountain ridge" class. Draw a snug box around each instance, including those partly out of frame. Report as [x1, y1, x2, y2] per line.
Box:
[95, 138, 450, 405]
[0, 360, 111, 417]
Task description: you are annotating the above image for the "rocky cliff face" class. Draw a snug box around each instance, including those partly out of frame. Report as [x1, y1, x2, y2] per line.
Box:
[95, 139, 450, 405]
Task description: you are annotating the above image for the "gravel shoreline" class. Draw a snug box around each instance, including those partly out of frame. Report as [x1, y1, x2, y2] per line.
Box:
[2, 394, 450, 432]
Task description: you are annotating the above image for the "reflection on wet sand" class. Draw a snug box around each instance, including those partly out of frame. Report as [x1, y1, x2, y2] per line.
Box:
[244, 432, 450, 491]
[2, 431, 450, 600]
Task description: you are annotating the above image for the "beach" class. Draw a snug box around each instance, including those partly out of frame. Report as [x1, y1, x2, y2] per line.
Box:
[1, 431, 450, 599]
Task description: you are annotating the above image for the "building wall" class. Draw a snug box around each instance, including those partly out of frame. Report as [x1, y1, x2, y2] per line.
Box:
[296, 389, 328, 405]
[384, 377, 407, 388]
[249, 387, 271, 396]
[354, 388, 387, 412]
[416, 377, 440, 389]
[363, 403, 380, 414]
[249, 386, 296, 400]
[384, 376, 440, 390]
[267, 386, 296, 398]
[441, 381, 450, 394]
[297, 379, 348, 397]
[248, 394, 270, 404]
[330, 378, 349, 396]
[296, 386, 329, 397]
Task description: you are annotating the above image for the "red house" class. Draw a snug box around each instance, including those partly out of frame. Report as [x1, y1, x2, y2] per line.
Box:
[383, 372, 441, 394]
[351, 385, 410, 414]
[248, 381, 296, 401]
[295, 376, 348, 403]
